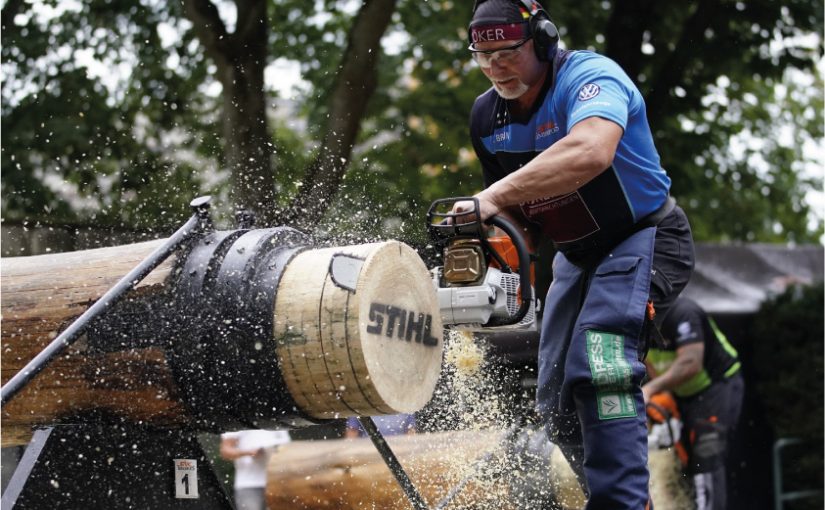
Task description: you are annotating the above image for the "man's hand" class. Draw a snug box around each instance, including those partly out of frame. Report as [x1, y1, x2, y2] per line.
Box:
[474, 190, 502, 222]
[641, 383, 655, 405]
[449, 199, 478, 224]
[450, 192, 502, 224]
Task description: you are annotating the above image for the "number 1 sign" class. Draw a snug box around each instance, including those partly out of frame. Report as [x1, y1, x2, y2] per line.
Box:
[173, 459, 199, 499]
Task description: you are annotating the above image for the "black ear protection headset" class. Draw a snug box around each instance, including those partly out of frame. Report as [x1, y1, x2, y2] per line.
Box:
[471, 0, 559, 61]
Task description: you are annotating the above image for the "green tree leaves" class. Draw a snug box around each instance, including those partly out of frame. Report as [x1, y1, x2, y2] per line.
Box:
[2, 0, 822, 242]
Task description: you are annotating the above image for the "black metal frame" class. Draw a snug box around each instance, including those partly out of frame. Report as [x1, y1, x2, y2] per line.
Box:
[1, 424, 233, 510]
[169, 226, 326, 432]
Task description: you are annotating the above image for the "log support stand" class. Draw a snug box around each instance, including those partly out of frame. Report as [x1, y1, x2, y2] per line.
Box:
[2, 423, 232, 509]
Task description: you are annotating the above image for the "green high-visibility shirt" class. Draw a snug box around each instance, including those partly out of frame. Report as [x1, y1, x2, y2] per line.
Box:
[648, 298, 740, 398]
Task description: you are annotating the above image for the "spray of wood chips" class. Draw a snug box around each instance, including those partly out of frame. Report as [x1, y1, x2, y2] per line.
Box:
[413, 329, 550, 509]
[411, 330, 690, 510]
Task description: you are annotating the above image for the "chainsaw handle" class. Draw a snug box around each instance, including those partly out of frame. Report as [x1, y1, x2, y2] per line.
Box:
[484, 215, 533, 327]
[426, 196, 485, 242]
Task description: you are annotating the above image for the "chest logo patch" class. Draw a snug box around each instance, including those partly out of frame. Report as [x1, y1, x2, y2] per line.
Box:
[578, 83, 601, 101]
[677, 321, 692, 337]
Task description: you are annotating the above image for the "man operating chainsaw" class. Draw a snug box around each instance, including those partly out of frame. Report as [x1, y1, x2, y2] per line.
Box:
[642, 297, 744, 510]
[453, 0, 695, 507]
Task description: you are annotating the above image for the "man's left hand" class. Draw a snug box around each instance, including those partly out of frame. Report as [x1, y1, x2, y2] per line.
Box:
[641, 384, 655, 405]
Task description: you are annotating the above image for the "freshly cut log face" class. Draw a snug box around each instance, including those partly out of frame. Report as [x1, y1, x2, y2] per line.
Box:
[273, 241, 443, 418]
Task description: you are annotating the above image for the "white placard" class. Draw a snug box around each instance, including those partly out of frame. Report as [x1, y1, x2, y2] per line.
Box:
[173, 458, 199, 499]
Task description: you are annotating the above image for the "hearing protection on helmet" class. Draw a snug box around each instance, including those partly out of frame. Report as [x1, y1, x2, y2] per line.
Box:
[471, 0, 560, 61]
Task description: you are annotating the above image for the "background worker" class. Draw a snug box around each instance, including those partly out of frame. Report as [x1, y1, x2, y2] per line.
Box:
[643, 297, 745, 510]
[220, 429, 291, 510]
[456, 0, 695, 507]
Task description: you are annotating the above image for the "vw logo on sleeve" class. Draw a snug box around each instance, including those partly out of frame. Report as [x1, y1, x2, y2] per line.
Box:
[577, 83, 601, 101]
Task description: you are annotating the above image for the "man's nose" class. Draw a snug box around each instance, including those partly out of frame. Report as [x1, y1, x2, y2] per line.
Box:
[488, 57, 510, 75]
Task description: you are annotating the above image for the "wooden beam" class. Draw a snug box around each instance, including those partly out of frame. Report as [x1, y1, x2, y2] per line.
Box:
[265, 431, 689, 510]
[265, 430, 527, 510]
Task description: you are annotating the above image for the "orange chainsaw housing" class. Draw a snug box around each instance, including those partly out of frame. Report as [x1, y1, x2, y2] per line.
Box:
[487, 236, 535, 306]
[647, 392, 689, 466]
[487, 235, 536, 285]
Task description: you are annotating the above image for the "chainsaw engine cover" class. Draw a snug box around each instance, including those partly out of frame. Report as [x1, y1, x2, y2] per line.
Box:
[434, 267, 537, 331]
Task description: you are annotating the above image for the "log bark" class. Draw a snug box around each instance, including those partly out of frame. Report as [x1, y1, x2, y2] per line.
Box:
[1, 240, 188, 446]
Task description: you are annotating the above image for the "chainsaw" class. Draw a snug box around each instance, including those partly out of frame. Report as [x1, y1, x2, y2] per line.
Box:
[427, 197, 538, 332]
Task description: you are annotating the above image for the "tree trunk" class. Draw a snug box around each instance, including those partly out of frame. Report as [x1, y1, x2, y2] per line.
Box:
[0, 241, 188, 446]
[604, 0, 657, 82]
[642, 0, 721, 127]
[281, 0, 398, 230]
[184, 0, 397, 230]
[184, 0, 277, 224]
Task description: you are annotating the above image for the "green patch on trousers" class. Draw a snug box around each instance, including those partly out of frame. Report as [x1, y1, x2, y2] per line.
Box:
[586, 330, 637, 420]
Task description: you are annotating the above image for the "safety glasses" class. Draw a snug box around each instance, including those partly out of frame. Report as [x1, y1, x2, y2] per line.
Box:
[468, 38, 532, 68]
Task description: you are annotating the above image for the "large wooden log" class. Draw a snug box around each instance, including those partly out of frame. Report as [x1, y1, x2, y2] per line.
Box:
[265, 429, 586, 510]
[1, 234, 443, 446]
[265, 430, 690, 510]
[1, 240, 186, 446]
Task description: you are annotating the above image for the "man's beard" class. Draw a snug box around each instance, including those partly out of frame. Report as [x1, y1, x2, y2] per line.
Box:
[493, 77, 529, 99]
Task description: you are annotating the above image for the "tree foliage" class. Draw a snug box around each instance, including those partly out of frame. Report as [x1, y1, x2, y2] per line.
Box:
[1, 0, 822, 243]
[752, 282, 824, 439]
[751, 282, 824, 503]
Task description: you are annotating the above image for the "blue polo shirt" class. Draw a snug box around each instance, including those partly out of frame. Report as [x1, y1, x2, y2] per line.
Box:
[470, 51, 670, 261]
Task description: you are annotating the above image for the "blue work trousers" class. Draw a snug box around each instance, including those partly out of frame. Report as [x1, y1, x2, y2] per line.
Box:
[537, 214, 693, 509]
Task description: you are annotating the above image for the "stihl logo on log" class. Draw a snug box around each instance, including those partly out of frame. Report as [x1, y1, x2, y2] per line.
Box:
[366, 303, 439, 346]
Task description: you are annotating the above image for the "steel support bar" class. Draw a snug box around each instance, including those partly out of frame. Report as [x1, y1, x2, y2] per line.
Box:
[357, 417, 430, 510]
[773, 437, 824, 510]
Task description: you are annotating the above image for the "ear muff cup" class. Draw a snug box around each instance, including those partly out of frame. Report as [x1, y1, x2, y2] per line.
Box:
[530, 14, 559, 61]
